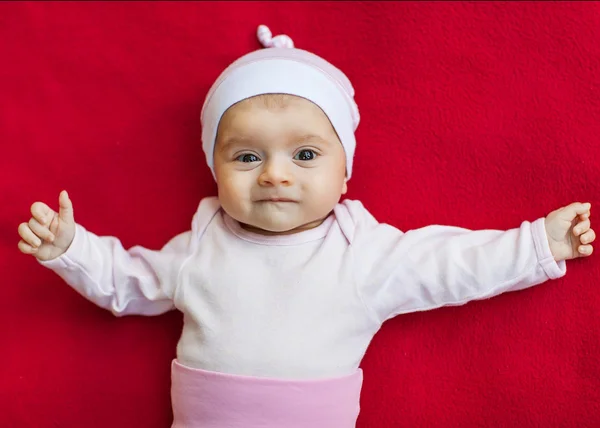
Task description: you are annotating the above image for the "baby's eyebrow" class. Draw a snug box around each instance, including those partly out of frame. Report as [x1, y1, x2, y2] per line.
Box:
[217, 134, 332, 152]
[217, 136, 255, 152]
[295, 134, 330, 145]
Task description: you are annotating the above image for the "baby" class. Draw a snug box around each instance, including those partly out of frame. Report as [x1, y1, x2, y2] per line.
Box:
[17, 25, 596, 428]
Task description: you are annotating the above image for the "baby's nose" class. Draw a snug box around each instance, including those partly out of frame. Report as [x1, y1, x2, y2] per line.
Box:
[258, 160, 293, 187]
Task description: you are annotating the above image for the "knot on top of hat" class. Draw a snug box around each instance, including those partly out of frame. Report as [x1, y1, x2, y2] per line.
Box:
[257, 25, 294, 49]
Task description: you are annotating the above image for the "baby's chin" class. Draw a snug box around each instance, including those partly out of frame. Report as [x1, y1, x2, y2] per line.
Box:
[242, 219, 305, 235]
[240, 214, 324, 235]
[224, 205, 327, 235]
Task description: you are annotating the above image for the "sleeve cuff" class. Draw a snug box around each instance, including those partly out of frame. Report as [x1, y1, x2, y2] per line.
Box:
[38, 223, 87, 271]
[531, 217, 567, 280]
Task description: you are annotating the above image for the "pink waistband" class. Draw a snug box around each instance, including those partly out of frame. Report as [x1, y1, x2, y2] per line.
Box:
[170, 360, 363, 428]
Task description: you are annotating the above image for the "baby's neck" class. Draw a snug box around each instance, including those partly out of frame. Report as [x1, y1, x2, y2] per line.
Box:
[240, 216, 329, 236]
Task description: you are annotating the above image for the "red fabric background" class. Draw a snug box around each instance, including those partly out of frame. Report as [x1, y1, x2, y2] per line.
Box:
[2, 2, 600, 427]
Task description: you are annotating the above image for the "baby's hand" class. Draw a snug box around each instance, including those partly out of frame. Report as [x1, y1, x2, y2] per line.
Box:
[18, 190, 76, 261]
[545, 202, 595, 262]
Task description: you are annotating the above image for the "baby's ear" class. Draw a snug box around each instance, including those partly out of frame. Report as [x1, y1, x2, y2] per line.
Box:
[341, 179, 348, 195]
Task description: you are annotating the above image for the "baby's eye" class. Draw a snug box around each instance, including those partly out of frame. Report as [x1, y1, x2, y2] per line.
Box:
[294, 149, 318, 161]
[236, 154, 260, 163]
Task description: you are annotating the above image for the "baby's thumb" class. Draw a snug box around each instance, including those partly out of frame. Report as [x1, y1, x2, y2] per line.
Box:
[58, 190, 74, 222]
[561, 202, 591, 220]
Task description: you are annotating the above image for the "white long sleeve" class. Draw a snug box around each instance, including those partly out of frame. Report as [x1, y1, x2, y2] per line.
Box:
[40, 224, 192, 316]
[340, 200, 567, 322]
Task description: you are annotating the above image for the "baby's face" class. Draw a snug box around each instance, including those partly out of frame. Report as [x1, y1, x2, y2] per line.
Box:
[213, 95, 348, 235]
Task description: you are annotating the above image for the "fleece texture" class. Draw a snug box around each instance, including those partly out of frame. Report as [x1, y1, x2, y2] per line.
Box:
[2, 2, 599, 427]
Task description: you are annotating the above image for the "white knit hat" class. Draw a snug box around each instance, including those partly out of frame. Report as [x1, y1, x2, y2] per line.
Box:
[201, 25, 360, 179]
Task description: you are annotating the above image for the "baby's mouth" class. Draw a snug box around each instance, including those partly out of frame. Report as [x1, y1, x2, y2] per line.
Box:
[258, 197, 297, 203]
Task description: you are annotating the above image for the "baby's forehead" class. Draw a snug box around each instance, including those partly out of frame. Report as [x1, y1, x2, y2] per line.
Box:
[215, 94, 340, 152]
[219, 95, 331, 128]
[219, 133, 330, 147]
[226, 94, 318, 114]
[244, 94, 299, 109]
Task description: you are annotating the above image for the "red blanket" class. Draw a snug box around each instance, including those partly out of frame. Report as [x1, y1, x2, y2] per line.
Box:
[2, 2, 599, 427]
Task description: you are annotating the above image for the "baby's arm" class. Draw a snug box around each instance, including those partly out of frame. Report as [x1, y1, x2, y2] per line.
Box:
[18, 191, 191, 316]
[343, 201, 572, 323]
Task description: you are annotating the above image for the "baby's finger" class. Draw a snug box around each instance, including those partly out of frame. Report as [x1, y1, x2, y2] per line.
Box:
[573, 219, 591, 236]
[580, 229, 596, 245]
[563, 202, 591, 220]
[18, 239, 38, 255]
[18, 222, 43, 247]
[28, 218, 55, 242]
[578, 244, 594, 257]
[30, 201, 56, 226]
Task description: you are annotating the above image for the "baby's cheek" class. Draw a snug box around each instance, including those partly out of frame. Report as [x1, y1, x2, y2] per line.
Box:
[218, 182, 242, 210]
[305, 189, 334, 216]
